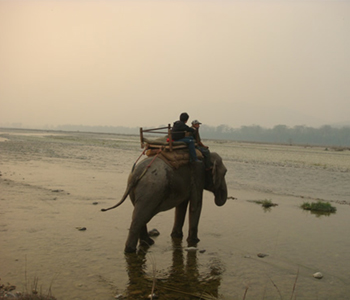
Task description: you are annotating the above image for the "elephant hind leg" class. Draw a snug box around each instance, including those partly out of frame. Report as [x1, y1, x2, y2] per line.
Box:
[139, 225, 155, 247]
[125, 207, 157, 253]
[125, 225, 143, 253]
[124, 236, 138, 253]
[125, 228, 155, 253]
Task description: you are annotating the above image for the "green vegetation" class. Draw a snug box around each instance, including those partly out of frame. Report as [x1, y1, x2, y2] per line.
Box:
[301, 201, 336, 213]
[253, 199, 278, 208]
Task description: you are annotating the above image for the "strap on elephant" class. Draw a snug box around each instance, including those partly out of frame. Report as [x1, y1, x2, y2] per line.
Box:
[134, 147, 163, 182]
[132, 146, 149, 172]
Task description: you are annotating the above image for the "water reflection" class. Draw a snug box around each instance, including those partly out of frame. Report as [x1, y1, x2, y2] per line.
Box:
[124, 240, 222, 299]
[309, 210, 335, 218]
[301, 207, 336, 218]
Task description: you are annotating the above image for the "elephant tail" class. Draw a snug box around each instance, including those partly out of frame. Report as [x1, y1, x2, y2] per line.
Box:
[101, 155, 158, 212]
[100, 167, 148, 212]
[100, 183, 133, 212]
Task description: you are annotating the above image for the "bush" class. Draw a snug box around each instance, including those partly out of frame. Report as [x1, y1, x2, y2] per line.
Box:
[301, 201, 336, 213]
[254, 199, 278, 208]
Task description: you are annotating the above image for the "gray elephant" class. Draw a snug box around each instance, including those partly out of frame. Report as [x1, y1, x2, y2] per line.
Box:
[102, 152, 228, 253]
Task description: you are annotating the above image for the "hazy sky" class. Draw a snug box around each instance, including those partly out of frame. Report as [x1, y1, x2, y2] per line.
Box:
[1, 0, 349, 129]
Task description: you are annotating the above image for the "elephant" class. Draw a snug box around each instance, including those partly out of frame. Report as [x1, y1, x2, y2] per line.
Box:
[101, 152, 228, 253]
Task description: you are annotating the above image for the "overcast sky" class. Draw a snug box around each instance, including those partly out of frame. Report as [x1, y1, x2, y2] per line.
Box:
[1, 0, 349, 129]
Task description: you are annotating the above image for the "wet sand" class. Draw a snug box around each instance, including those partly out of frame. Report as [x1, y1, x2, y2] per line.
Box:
[1, 129, 350, 299]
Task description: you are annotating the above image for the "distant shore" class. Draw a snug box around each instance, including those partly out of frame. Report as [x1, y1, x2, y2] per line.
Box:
[1, 126, 349, 149]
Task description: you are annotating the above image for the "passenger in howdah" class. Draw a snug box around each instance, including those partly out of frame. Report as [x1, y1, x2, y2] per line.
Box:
[191, 119, 212, 170]
[171, 112, 200, 163]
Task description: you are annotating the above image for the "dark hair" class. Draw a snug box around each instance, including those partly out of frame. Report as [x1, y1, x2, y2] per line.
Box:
[180, 112, 189, 122]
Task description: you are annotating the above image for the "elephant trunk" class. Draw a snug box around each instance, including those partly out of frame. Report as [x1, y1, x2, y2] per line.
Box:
[214, 180, 227, 206]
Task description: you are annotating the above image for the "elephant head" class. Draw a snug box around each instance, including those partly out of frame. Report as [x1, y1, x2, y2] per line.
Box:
[210, 152, 228, 206]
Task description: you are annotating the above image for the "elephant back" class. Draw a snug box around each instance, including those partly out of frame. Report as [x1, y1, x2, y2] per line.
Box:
[146, 148, 203, 169]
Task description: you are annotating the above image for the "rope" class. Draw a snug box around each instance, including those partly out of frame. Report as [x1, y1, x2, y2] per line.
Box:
[137, 148, 162, 181]
[131, 146, 148, 172]
[147, 148, 162, 167]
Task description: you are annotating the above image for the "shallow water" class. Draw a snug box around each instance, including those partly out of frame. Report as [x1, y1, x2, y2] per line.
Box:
[214, 140, 350, 202]
[1, 129, 350, 299]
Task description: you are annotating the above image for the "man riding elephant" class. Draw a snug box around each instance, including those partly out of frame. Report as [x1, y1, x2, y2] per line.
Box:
[171, 112, 200, 163]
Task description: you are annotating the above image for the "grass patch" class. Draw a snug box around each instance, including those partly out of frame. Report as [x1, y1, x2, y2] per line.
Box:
[253, 199, 278, 208]
[0, 277, 57, 300]
[300, 201, 336, 213]
[1, 259, 57, 300]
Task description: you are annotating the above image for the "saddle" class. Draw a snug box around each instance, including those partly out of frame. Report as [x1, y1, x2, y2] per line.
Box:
[143, 137, 203, 169]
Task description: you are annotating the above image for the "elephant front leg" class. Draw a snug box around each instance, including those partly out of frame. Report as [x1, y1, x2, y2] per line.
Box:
[187, 198, 203, 246]
[171, 200, 189, 239]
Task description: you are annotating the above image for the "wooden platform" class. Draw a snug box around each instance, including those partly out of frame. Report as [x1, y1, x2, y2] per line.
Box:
[140, 124, 188, 151]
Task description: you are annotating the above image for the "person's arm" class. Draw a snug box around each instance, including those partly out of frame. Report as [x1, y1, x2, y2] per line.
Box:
[197, 131, 208, 148]
[185, 125, 195, 133]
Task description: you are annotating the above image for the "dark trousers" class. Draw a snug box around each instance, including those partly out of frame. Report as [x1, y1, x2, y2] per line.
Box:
[197, 146, 212, 169]
[177, 137, 198, 162]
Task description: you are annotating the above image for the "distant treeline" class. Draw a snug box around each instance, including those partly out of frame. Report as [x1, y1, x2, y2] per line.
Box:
[53, 124, 350, 147]
[2, 123, 349, 147]
[201, 124, 350, 147]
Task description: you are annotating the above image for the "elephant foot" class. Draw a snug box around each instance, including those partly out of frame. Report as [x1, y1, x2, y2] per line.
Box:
[187, 237, 200, 246]
[124, 245, 137, 254]
[171, 231, 183, 239]
[140, 237, 155, 247]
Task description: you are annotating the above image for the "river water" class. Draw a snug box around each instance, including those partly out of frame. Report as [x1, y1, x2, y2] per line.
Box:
[216, 140, 350, 203]
[1, 129, 350, 299]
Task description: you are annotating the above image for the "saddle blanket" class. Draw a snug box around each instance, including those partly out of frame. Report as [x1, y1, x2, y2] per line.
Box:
[146, 148, 203, 169]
